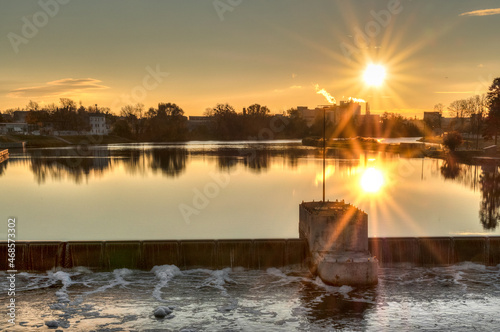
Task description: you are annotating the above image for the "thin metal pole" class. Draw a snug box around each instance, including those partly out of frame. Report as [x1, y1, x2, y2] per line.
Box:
[323, 108, 326, 202]
[476, 114, 480, 150]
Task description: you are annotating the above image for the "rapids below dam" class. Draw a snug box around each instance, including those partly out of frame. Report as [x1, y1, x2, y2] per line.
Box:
[1, 263, 500, 331]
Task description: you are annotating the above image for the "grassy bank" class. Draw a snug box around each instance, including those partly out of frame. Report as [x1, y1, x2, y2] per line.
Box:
[59, 135, 135, 145]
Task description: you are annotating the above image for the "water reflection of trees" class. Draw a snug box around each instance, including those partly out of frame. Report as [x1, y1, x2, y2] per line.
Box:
[436, 158, 500, 230]
[0, 160, 8, 176]
[440, 157, 461, 180]
[14, 145, 388, 186]
[27, 148, 111, 184]
[150, 149, 187, 177]
[21, 147, 189, 183]
[436, 158, 479, 191]
[195, 146, 312, 173]
[479, 164, 500, 230]
[209, 146, 367, 173]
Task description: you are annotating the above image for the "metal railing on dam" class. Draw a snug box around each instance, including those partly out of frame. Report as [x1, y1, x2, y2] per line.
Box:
[2, 237, 500, 272]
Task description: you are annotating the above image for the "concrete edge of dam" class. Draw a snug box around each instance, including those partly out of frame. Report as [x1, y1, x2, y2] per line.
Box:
[2, 237, 500, 272]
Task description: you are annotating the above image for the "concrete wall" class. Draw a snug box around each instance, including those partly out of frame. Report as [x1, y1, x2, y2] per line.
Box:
[299, 202, 368, 253]
[2, 237, 500, 272]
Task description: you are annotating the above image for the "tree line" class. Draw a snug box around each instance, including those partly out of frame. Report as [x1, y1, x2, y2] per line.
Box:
[3, 75, 500, 142]
[431, 77, 500, 144]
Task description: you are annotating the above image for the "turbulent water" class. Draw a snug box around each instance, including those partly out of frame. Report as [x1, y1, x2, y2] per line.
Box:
[2, 263, 500, 331]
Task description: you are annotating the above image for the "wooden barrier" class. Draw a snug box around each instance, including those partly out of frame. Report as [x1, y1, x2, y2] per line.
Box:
[1, 237, 500, 272]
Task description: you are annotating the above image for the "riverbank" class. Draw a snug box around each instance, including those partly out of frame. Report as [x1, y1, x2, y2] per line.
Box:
[1, 134, 134, 148]
[4, 134, 499, 164]
[302, 136, 500, 162]
[302, 136, 438, 158]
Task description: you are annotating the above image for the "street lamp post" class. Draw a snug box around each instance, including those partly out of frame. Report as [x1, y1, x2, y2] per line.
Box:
[323, 107, 326, 202]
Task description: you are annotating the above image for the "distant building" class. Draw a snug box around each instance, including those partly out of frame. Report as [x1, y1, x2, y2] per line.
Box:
[297, 106, 318, 127]
[187, 116, 213, 130]
[89, 115, 109, 135]
[358, 114, 381, 125]
[297, 102, 362, 127]
[13, 111, 29, 123]
[0, 123, 28, 134]
[424, 112, 442, 129]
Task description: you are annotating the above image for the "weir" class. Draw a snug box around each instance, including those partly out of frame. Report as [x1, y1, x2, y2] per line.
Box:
[2, 237, 500, 272]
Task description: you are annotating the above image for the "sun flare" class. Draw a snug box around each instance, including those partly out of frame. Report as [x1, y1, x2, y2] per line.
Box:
[360, 168, 385, 193]
[363, 64, 386, 87]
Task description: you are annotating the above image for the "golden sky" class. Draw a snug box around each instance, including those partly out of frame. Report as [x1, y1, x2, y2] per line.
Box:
[1, 0, 499, 117]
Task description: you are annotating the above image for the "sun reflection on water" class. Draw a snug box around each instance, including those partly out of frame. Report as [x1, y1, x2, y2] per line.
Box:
[360, 167, 385, 193]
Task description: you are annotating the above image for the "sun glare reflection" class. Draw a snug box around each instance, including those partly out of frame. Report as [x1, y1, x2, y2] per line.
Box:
[315, 165, 335, 186]
[360, 167, 385, 193]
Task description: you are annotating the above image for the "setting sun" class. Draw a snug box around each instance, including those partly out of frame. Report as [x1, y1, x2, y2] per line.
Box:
[363, 64, 386, 87]
[361, 167, 385, 193]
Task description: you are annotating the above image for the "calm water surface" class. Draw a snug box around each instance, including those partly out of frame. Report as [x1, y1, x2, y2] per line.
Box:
[0, 140, 498, 240]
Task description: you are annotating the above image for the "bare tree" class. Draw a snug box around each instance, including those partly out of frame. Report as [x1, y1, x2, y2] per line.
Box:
[433, 103, 444, 115]
[59, 98, 77, 111]
[26, 100, 40, 112]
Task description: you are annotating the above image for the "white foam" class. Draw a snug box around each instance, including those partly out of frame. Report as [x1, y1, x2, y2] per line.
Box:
[265, 267, 304, 287]
[151, 265, 182, 302]
[266, 267, 288, 278]
[81, 268, 134, 297]
[311, 276, 354, 298]
[312, 276, 338, 293]
[198, 268, 233, 295]
[338, 285, 354, 294]
[49, 271, 74, 303]
[72, 266, 94, 274]
[112, 268, 133, 286]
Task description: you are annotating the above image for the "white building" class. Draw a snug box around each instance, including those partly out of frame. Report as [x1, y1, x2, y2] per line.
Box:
[89, 115, 109, 135]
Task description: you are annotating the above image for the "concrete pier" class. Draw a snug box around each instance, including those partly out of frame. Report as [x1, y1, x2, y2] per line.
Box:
[1, 237, 500, 272]
[299, 201, 378, 286]
[0, 149, 8, 164]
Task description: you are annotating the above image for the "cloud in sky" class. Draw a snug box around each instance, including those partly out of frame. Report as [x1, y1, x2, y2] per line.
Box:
[434, 91, 476, 94]
[460, 8, 500, 16]
[8, 78, 109, 98]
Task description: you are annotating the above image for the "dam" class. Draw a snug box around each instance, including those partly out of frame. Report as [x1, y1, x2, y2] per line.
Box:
[2, 237, 499, 272]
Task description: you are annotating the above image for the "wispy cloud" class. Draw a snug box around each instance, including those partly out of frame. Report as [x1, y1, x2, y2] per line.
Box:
[460, 8, 500, 17]
[8, 78, 109, 98]
[434, 91, 476, 94]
